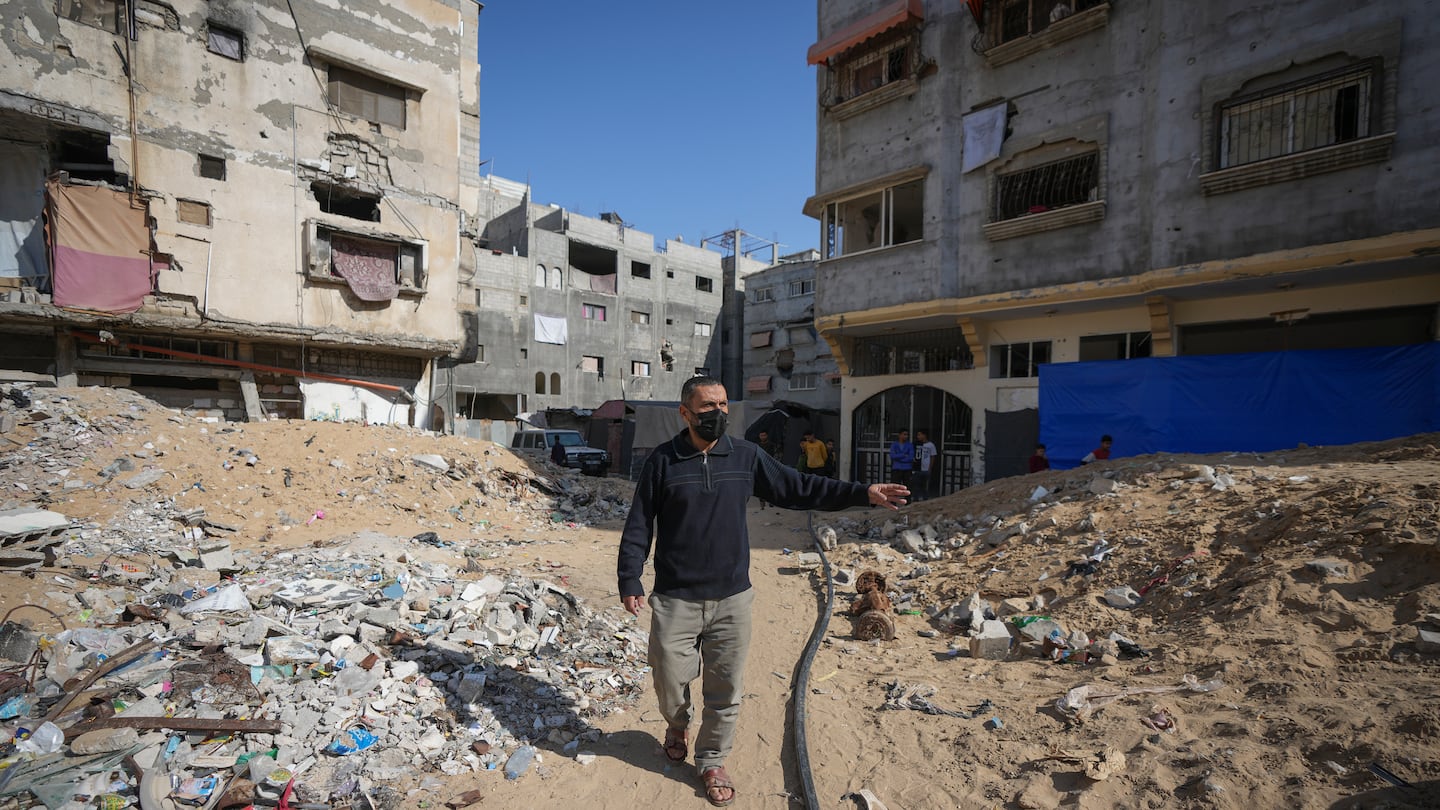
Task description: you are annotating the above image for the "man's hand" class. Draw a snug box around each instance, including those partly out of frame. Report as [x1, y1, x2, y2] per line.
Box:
[867, 483, 909, 510]
[622, 594, 645, 616]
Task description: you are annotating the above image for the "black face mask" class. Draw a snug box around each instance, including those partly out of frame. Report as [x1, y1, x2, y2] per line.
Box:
[691, 409, 728, 443]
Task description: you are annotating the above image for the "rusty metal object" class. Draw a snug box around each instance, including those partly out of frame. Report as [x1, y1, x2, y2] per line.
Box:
[63, 716, 282, 739]
[854, 610, 896, 641]
[850, 569, 896, 640]
[855, 570, 887, 595]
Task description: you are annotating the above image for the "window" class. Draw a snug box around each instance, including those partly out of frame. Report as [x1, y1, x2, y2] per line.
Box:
[581, 303, 607, 322]
[631, 261, 652, 279]
[328, 66, 406, 130]
[788, 279, 815, 297]
[308, 225, 426, 291]
[177, 199, 212, 227]
[828, 30, 918, 107]
[1080, 332, 1152, 362]
[1217, 62, 1375, 170]
[749, 331, 772, 349]
[666, 270, 675, 279]
[696, 276, 714, 293]
[789, 373, 818, 391]
[754, 287, 774, 303]
[995, 0, 1105, 45]
[695, 322, 712, 337]
[993, 152, 1098, 223]
[534, 264, 547, 287]
[631, 361, 651, 377]
[580, 356, 605, 377]
[551, 372, 561, 395]
[207, 24, 244, 61]
[57, 0, 120, 32]
[476, 345, 485, 363]
[518, 294, 528, 308]
[787, 326, 815, 345]
[631, 310, 651, 325]
[534, 372, 545, 394]
[549, 267, 563, 290]
[822, 178, 923, 259]
[989, 341, 1052, 379]
[198, 155, 226, 180]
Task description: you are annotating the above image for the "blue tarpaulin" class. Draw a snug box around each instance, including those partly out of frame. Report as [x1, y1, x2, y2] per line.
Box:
[1038, 343, 1440, 468]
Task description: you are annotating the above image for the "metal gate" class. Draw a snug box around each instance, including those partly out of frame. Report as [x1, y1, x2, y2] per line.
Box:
[851, 385, 973, 494]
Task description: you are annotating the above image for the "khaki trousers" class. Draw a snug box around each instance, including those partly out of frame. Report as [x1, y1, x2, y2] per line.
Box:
[647, 588, 755, 770]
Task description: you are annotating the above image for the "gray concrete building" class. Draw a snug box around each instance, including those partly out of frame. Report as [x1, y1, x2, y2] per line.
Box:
[445, 178, 739, 437]
[739, 250, 842, 435]
[805, 0, 1440, 489]
[0, 0, 482, 426]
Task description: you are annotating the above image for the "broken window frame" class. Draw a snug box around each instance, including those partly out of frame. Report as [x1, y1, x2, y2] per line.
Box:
[631, 261, 652, 279]
[821, 178, 925, 259]
[992, 0, 1107, 46]
[631, 360, 651, 378]
[580, 356, 605, 378]
[695, 276, 715, 293]
[631, 310, 651, 325]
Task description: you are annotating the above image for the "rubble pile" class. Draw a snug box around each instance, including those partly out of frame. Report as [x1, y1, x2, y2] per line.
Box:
[0, 529, 648, 808]
[0, 383, 651, 808]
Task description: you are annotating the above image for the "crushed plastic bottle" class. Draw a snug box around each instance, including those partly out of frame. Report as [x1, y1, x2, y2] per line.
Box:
[503, 745, 537, 780]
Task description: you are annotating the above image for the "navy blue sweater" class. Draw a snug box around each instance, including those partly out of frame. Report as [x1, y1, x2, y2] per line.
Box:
[617, 432, 871, 600]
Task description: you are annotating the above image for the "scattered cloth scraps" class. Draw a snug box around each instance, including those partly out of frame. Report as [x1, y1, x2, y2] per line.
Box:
[883, 681, 993, 719]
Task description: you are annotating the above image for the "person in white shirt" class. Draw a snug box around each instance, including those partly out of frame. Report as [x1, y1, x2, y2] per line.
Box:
[913, 429, 938, 501]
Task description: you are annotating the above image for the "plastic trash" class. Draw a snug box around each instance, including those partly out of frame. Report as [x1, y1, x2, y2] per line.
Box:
[178, 583, 250, 615]
[16, 721, 64, 754]
[325, 727, 379, 756]
[0, 695, 32, 719]
[504, 745, 537, 780]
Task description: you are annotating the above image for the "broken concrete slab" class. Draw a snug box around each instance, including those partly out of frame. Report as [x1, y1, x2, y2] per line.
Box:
[970, 620, 1013, 660]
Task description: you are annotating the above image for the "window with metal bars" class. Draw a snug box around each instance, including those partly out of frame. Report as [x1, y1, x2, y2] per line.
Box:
[828, 30, 919, 105]
[992, 152, 1098, 222]
[849, 328, 974, 377]
[1217, 62, 1376, 170]
[995, 0, 1106, 45]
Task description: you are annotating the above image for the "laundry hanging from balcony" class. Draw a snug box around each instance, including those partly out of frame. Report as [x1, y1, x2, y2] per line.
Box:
[46, 177, 153, 313]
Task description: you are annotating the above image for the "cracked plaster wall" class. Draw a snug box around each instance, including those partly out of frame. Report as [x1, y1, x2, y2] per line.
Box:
[0, 0, 477, 349]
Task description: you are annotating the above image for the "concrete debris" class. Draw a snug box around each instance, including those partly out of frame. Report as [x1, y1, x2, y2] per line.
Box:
[969, 620, 1013, 660]
[1305, 558, 1350, 579]
[0, 383, 647, 808]
[1104, 586, 1142, 608]
[1089, 477, 1118, 496]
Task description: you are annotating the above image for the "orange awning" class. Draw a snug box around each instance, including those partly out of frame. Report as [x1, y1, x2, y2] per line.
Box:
[806, 0, 925, 65]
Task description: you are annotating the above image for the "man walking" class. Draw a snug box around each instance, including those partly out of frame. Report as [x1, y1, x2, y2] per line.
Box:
[618, 377, 908, 806]
[889, 429, 915, 489]
[913, 429, 937, 501]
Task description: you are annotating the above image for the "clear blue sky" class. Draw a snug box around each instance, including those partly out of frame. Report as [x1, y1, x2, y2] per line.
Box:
[476, 2, 819, 257]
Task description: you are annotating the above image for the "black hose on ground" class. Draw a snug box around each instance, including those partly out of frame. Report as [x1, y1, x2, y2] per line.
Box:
[792, 512, 833, 810]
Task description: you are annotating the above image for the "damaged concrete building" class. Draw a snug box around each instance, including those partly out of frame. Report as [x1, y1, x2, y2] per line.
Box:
[0, 0, 483, 426]
[806, 0, 1440, 489]
[444, 182, 769, 435]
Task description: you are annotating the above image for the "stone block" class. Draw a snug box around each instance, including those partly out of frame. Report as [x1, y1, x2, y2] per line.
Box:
[969, 620, 1013, 660]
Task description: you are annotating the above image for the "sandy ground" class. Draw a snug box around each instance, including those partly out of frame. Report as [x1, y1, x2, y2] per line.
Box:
[3, 386, 1440, 809]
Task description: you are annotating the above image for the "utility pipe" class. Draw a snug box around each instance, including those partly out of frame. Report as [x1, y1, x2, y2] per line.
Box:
[70, 331, 415, 401]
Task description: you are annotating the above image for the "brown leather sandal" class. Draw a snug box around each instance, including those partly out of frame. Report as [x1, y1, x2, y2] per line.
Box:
[700, 766, 736, 807]
[662, 726, 688, 762]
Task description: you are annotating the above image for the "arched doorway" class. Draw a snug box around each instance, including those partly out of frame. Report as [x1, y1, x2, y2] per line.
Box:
[851, 385, 973, 495]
